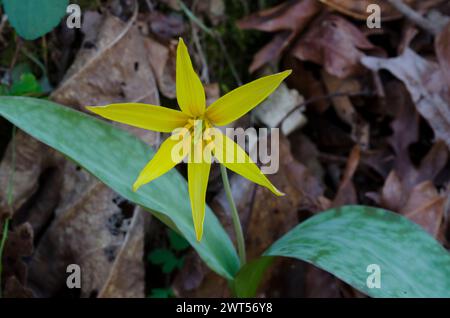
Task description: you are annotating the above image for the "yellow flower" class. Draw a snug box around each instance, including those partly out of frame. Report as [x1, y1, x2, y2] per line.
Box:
[87, 38, 291, 241]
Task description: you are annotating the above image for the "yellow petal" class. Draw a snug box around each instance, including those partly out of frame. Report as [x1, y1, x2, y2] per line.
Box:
[210, 128, 284, 196]
[188, 142, 212, 241]
[206, 70, 292, 126]
[133, 134, 189, 191]
[86, 103, 189, 133]
[176, 38, 206, 117]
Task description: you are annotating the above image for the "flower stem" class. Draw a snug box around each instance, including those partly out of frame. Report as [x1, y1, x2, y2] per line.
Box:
[220, 164, 246, 267]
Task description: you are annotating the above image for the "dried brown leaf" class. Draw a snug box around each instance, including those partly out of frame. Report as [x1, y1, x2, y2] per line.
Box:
[238, 0, 321, 72]
[362, 48, 450, 151]
[292, 14, 380, 78]
[331, 146, 360, 207]
[435, 21, 450, 88]
[401, 181, 446, 238]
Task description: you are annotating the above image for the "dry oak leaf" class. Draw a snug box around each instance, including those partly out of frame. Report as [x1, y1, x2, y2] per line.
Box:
[51, 13, 159, 110]
[1, 223, 34, 298]
[379, 172, 447, 240]
[436, 21, 450, 88]
[292, 14, 382, 78]
[28, 164, 146, 298]
[238, 0, 321, 73]
[362, 48, 450, 151]
[26, 13, 159, 298]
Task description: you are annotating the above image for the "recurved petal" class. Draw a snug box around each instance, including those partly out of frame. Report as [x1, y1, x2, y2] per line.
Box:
[133, 134, 189, 191]
[206, 70, 292, 126]
[86, 103, 189, 132]
[210, 128, 283, 196]
[188, 143, 212, 241]
[176, 38, 206, 117]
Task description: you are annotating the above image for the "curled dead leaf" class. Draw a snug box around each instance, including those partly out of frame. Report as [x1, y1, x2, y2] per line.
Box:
[362, 48, 450, 152]
[292, 14, 382, 78]
[238, 0, 321, 72]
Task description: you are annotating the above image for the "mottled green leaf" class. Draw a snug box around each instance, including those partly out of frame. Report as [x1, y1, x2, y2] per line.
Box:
[231, 256, 274, 298]
[264, 205, 450, 297]
[0, 96, 240, 280]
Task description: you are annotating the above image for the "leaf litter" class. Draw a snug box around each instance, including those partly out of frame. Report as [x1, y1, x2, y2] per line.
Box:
[1, 0, 450, 298]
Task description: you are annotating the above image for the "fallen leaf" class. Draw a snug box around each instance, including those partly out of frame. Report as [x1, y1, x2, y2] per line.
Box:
[144, 37, 176, 99]
[362, 48, 450, 151]
[238, 0, 321, 72]
[28, 163, 146, 298]
[51, 13, 159, 109]
[331, 146, 360, 207]
[292, 14, 381, 78]
[401, 181, 446, 239]
[321, 71, 369, 148]
[380, 171, 405, 212]
[148, 11, 185, 40]
[435, 21, 450, 88]
[0, 131, 63, 218]
[1, 223, 34, 298]
[3, 276, 34, 298]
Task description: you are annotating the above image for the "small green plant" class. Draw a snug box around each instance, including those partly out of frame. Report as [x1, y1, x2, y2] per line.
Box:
[1, 73, 42, 96]
[1, 63, 43, 97]
[149, 288, 175, 298]
[148, 229, 189, 273]
[147, 229, 189, 297]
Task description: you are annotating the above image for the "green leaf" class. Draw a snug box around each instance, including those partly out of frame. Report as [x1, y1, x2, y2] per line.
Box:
[168, 228, 190, 251]
[2, 0, 69, 40]
[148, 249, 183, 273]
[9, 73, 42, 96]
[149, 288, 174, 298]
[263, 205, 450, 298]
[0, 96, 240, 280]
[11, 63, 33, 83]
[231, 256, 274, 298]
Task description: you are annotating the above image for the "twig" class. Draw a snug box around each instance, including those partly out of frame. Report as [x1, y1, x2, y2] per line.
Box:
[9, 38, 23, 76]
[276, 91, 374, 128]
[386, 0, 441, 35]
